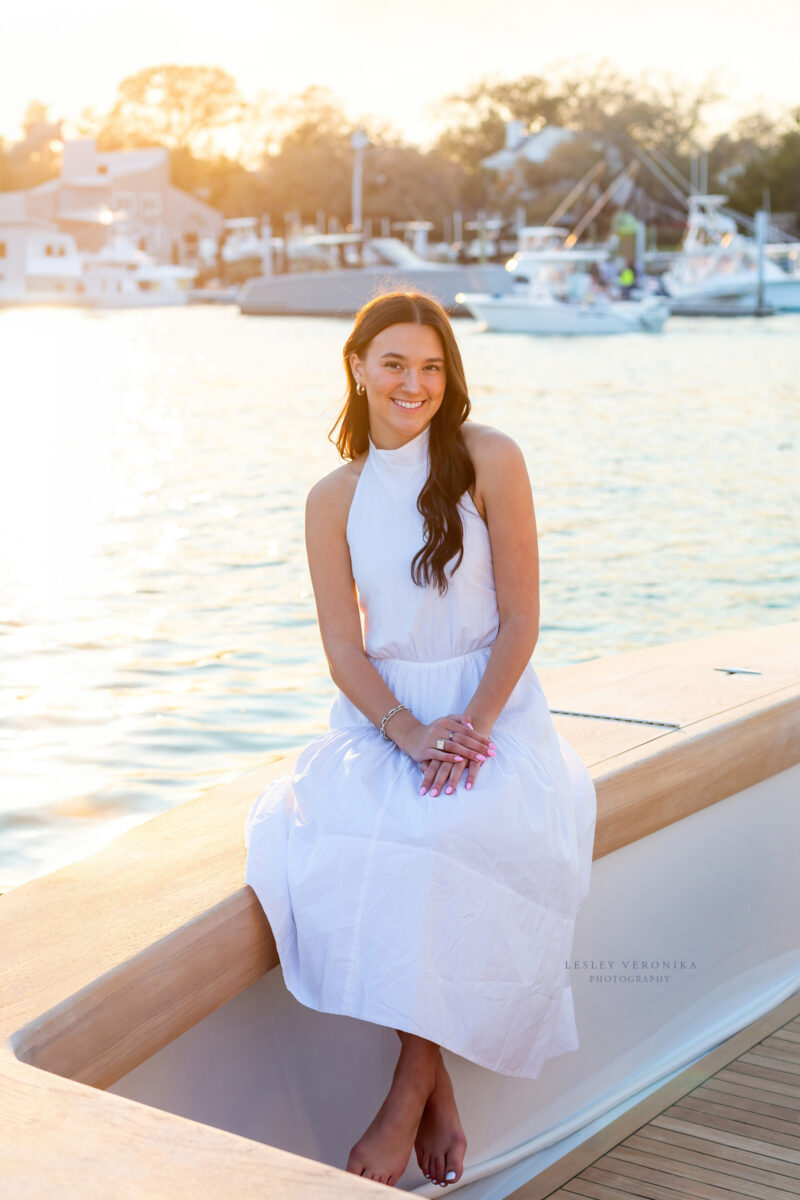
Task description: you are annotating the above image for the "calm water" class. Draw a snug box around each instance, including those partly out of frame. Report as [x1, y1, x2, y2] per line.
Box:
[1, 305, 798, 891]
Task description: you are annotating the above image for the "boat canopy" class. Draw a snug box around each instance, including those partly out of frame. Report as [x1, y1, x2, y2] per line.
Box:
[518, 225, 571, 238]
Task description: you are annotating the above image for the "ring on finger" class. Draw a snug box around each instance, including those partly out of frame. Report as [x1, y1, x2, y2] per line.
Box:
[436, 738, 446, 751]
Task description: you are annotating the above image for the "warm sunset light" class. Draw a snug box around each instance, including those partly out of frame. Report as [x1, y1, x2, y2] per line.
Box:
[1, 0, 799, 154]
[2, 1, 799, 1189]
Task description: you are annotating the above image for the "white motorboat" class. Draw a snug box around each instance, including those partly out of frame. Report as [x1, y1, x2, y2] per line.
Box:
[0, 225, 86, 306]
[237, 233, 514, 316]
[220, 217, 274, 266]
[82, 236, 197, 307]
[0, 226, 197, 309]
[662, 195, 800, 314]
[218, 216, 284, 277]
[457, 231, 669, 335]
[1, 622, 798, 1197]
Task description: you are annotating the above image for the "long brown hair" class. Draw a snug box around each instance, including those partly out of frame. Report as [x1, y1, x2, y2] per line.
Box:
[330, 291, 474, 596]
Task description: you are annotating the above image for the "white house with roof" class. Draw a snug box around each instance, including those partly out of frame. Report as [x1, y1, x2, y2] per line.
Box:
[481, 121, 584, 173]
[482, 120, 627, 176]
[2, 138, 223, 263]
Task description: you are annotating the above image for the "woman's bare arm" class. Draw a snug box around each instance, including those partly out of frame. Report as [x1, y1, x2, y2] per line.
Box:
[463, 427, 540, 730]
[304, 469, 491, 763]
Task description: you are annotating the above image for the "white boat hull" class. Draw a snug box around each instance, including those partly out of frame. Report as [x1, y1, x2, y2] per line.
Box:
[458, 292, 670, 334]
[108, 761, 800, 1196]
[664, 271, 800, 314]
[238, 264, 514, 316]
[86, 291, 191, 308]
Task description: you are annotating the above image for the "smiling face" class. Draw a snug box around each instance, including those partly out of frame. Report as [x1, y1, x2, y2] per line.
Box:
[349, 322, 447, 449]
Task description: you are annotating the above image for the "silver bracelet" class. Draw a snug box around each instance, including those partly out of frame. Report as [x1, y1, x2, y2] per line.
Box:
[380, 703, 410, 741]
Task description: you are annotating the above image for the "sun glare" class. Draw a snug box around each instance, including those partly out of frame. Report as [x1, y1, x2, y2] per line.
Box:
[1, 315, 115, 621]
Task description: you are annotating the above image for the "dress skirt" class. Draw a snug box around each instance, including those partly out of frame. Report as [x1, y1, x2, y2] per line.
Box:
[244, 644, 596, 1080]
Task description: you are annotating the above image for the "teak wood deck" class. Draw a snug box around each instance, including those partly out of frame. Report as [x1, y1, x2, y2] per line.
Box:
[1, 621, 798, 1197]
[522, 988, 800, 1200]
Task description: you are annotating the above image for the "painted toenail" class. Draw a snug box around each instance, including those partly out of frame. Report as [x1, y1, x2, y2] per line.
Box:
[446, 1171, 456, 1180]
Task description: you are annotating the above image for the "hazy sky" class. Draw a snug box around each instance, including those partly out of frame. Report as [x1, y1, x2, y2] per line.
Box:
[2, 0, 798, 149]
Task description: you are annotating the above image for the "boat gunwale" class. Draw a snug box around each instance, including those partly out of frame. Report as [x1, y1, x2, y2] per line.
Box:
[1, 620, 798, 1197]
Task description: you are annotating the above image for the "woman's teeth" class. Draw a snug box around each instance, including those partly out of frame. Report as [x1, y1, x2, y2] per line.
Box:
[392, 398, 424, 409]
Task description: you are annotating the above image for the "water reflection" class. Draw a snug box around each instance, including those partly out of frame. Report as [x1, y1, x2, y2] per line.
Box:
[1, 307, 798, 890]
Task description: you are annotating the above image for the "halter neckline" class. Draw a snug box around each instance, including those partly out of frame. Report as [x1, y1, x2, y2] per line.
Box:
[367, 423, 430, 471]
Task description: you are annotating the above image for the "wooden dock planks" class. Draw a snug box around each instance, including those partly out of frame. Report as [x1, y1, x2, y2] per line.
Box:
[531, 1001, 800, 1200]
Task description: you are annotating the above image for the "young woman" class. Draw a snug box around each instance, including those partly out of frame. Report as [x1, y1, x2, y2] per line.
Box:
[244, 291, 597, 1189]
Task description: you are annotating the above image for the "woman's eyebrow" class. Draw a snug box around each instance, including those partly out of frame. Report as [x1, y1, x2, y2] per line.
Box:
[379, 352, 445, 362]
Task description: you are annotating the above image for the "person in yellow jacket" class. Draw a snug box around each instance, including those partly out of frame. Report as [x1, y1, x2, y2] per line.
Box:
[618, 265, 636, 298]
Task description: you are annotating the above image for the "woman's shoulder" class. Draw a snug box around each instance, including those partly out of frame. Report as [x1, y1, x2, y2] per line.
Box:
[461, 421, 525, 470]
[305, 454, 366, 526]
[459, 423, 526, 522]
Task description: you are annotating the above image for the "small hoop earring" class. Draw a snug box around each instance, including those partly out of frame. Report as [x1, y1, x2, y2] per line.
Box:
[357, 383, 366, 396]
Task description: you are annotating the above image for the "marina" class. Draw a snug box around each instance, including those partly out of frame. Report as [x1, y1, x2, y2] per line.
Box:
[3, 134, 799, 325]
[2, 43, 799, 1195]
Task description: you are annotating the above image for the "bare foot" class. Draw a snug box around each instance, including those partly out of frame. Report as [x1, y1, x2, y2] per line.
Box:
[415, 1051, 468, 1187]
[346, 1052, 437, 1187]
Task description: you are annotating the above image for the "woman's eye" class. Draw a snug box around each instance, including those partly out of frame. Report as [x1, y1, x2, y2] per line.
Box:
[383, 361, 441, 372]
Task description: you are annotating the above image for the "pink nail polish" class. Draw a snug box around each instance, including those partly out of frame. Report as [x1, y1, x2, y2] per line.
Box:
[454, 755, 463, 761]
[445, 786, 453, 794]
[476, 753, 486, 762]
[419, 786, 427, 795]
[487, 749, 496, 757]
[466, 781, 472, 789]
[489, 741, 497, 748]
[431, 789, 438, 797]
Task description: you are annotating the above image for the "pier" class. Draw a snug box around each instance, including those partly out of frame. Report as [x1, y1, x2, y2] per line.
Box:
[532, 991, 800, 1200]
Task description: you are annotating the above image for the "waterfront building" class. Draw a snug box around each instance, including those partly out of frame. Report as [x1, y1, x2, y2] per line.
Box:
[482, 121, 660, 224]
[0, 137, 223, 264]
[480, 121, 589, 173]
[0, 194, 84, 303]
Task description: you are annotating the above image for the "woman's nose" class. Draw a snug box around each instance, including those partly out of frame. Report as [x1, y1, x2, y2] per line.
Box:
[400, 369, 423, 393]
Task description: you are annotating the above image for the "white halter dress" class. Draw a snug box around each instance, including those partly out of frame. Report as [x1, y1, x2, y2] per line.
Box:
[244, 423, 596, 1079]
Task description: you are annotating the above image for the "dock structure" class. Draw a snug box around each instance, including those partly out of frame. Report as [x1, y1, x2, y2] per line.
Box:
[520, 988, 800, 1199]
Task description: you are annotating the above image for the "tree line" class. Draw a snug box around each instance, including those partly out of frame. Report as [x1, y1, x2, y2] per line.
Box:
[2, 63, 797, 241]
